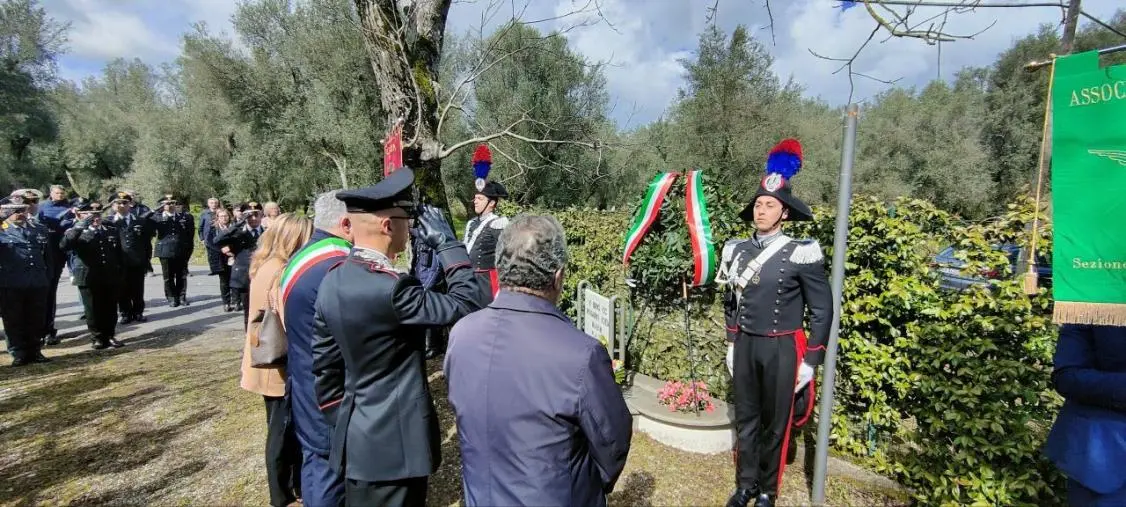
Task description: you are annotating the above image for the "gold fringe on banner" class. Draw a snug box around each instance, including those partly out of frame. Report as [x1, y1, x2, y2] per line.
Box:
[1054, 302, 1126, 326]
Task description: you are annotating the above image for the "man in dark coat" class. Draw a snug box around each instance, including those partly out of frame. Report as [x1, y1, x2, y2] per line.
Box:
[215, 202, 263, 327]
[312, 168, 485, 507]
[60, 201, 125, 350]
[722, 140, 833, 507]
[445, 214, 633, 507]
[0, 195, 51, 366]
[36, 185, 73, 344]
[283, 190, 353, 507]
[122, 190, 155, 276]
[1044, 324, 1126, 505]
[463, 180, 508, 303]
[152, 195, 195, 307]
[107, 192, 155, 323]
[199, 197, 224, 275]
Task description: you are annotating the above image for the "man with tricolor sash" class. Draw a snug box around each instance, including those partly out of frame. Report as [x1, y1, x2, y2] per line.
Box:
[281, 190, 353, 507]
[720, 139, 833, 507]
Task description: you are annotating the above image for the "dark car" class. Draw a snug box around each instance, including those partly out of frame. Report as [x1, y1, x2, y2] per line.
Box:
[931, 243, 1052, 291]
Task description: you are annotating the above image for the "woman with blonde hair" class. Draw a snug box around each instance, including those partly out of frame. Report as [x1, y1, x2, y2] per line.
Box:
[240, 212, 311, 507]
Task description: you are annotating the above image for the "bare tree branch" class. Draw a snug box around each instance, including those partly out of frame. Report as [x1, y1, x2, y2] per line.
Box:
[439, 114, 600, 159]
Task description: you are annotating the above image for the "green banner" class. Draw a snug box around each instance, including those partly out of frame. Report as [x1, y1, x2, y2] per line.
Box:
[1051, 50, 1126, 325]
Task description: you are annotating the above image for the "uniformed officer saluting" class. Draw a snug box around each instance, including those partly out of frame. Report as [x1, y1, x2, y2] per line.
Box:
[0, 193, 52, 366]
[722, 139, 833, 507]
[61, 201, 126, 350]
[108, 192, 156, 324]
[152, 195, 195, 307]
[312, 167, 485, 507]
[464, 180, 508, 302]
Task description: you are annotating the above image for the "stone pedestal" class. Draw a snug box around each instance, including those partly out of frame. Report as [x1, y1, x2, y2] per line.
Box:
[623, 372, 734, 454]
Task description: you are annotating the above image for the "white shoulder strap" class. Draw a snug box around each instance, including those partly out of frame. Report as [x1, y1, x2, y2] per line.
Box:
[732, 236, 792, 290]
[466, 215, 498, 253]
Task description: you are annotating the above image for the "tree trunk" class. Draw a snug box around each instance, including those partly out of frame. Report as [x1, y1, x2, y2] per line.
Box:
[354, 0, 452, 209]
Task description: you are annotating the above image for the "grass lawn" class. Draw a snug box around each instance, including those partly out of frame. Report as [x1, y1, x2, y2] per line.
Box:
[0, 328, 909, 506]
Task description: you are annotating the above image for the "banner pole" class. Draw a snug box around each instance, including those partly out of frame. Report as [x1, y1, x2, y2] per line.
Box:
[811, 103, 859, 505]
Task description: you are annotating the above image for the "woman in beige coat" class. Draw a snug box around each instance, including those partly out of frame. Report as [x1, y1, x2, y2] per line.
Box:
[240, 213, 311, 507]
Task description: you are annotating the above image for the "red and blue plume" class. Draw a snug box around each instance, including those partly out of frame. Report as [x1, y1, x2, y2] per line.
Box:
[765, 138, 803, 180]
[472, 144, 492, 179]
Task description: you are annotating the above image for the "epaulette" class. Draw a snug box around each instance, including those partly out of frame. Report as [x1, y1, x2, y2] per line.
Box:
[489, 216, 509, 230]
[721, 238, 746, 263]
[790, 239, 824, 264]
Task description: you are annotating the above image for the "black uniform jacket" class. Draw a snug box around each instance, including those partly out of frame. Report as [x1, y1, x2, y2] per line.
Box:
[722, 237, 834, 365]
[106, 213, 155, 268]
[465, 215, 507, 270]
[153, 212, 195, 259]
[312, 244, 484, 483]
[213, 224, 259, 290]
[60, 223, 123, 287]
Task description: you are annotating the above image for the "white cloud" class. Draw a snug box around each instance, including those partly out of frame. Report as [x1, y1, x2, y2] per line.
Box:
[49, 0, 178, 61]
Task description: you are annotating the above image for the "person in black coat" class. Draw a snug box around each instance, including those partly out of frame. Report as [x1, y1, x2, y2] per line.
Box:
[214, 201, 263, 327]
[60, 202, 125, 350]
[106, 192, 156, 323]
[205, 206, 236, 311]
[312, 168, 485, 507]
[152, 195, 195, 307]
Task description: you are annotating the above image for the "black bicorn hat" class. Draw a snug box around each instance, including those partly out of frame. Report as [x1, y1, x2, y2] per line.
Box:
[336, 166, 417, 213]
[476, 180, 508, 200]
[739, 138, 814, 222]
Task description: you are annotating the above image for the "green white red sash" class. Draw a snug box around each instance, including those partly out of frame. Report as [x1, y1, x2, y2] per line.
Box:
[685, 170, 717, 286]
[280, 237, 352, 302]
[623, 172, 678, 266]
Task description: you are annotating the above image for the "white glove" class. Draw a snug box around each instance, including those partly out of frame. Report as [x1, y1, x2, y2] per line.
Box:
[725, 343, 735, 377]
[795, 362, 814, 392]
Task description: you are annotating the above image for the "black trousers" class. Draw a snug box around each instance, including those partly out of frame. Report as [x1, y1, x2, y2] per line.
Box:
[46, 254, 66, 334]
[233, 288, 250, 329]
[79, 283, 119, 342]
[159, 257, 188, 299]
[218, 264, 232, 305]
[0, 287, 48, 360]
[118, 266, 148, 318]
[733, 332, 800, 497]
[264, 395, 302, 507]
[345, 476, 428, 507]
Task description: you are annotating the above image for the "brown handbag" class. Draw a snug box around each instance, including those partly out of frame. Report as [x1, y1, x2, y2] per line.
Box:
[250, 270, 287, 368]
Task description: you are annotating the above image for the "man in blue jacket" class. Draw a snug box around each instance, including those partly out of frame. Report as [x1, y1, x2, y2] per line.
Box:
[445, 214, 633, 507]
[1044, 324, 1126, 505]
[282, 190, 353, 507]
[36, 185, 73, 345]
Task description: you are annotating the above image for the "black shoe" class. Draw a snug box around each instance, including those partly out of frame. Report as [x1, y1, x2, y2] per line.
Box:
[91, 339, 109, 350]
[11, 357, 32, 367]
[425, 349, 440, 360]
[32, 353, 51, 363]
[106, 338, 125, 348]
[120, 315, 134, 325]
[134, 314, 147, 323]
[726, 488, 758, 507]
[45, 331, 60, 345]
[170, 298, 180, 308]
[753, 494, 775, 507]
[79, 314, 87, 320]
[180, 297, 190, 306]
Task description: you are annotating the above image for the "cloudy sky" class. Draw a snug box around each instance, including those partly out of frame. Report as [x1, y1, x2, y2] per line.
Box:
[46, 0, 1123, 128]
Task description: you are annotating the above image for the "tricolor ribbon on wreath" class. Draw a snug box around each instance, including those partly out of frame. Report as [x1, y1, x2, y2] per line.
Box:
[622, 170, 718, 287]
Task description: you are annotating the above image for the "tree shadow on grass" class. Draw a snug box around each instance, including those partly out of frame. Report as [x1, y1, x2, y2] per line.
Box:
[426, 357, 464, 507]
[67, 459, 210, 506]
[0, 406, 219, 505]
[608, 471, 657, 507]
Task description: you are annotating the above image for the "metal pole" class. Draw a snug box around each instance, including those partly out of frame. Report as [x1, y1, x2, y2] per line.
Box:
[811, 103, 860, 505]
[683, 279, 699, 416]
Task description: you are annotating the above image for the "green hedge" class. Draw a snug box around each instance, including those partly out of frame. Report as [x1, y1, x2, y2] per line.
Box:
[502, 191, 1064, 505]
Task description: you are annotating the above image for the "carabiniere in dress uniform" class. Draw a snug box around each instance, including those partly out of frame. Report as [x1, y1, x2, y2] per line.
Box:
[721, 139, 834, 507]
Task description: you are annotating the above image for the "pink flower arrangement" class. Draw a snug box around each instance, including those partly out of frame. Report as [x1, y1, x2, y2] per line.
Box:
[656, 380, 716, 414]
